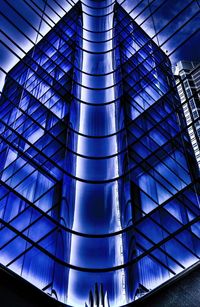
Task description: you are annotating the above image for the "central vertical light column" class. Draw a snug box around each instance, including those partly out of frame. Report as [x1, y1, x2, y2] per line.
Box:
[67, 1, 126, 306]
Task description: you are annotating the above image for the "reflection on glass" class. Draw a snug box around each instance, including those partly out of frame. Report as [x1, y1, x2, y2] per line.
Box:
[0, 1, 199, 307]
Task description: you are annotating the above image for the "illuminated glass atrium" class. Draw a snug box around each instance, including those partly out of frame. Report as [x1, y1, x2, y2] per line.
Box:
[0, 1, 199, 306]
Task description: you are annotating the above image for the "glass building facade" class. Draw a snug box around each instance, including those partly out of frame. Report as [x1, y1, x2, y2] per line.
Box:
[0, 1, 199, 306]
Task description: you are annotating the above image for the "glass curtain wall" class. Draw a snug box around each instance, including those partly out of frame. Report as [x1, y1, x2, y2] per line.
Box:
[0, 1, 199, 307]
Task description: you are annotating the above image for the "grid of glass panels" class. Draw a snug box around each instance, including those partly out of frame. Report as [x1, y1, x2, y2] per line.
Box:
[0, 1, 199, 307]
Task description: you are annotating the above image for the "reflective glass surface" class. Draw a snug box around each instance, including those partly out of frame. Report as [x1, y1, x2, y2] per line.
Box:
[0, 1, 199, 307]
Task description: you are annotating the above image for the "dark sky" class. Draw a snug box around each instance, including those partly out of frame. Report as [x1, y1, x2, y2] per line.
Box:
[0, 0, 200, 90]
[121, 0, 200, 66]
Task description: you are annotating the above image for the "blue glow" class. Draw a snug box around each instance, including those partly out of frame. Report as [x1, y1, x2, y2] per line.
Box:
[0, 1, 199, 307]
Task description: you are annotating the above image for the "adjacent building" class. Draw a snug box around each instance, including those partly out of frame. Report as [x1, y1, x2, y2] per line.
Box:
[175, 60, 200, 168]
[0, 1, 199, 307]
